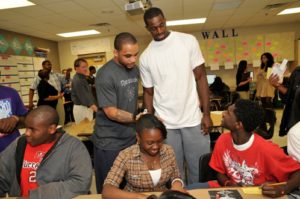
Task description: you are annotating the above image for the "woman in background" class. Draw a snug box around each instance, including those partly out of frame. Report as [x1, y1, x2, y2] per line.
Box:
[236, 60, 252, 91]
[256, 52, 275, 108]
[37, 69, 64, 109]
[236, 60, 252, 99]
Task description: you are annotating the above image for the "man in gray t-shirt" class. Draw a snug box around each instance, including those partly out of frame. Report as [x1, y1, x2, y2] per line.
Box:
[92, 32, 139, 193]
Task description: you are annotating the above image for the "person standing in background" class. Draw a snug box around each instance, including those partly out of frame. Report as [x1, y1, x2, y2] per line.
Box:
[28, 60, 64, 110]
[139, 7, 212, 184]
[37, 69, 64, 109]
[92, 32, 139, 193]
[86, 66, 98, 105]
[0, 85, 27, 153]
[256, 52, 275, 108]
[236, 60, 252, 99]
[71, 58, 97, 124]
[62, 68, 75, 124]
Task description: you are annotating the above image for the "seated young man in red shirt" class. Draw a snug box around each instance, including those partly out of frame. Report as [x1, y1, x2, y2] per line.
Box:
[0, 105, 92, 199]
[209, 99, 300, 198]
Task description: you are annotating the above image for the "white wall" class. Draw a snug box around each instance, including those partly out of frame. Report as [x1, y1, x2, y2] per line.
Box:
[58, 22, 300, 88]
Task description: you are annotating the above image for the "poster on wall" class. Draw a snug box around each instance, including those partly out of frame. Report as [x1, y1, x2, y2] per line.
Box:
[24, 38, 34, 55]
[205, 38, 235, 67]
[0, 35, 9, 53]
[235, 35, 264, 64]
[11, 37, 23, 55]
[265, 32, 294, 62]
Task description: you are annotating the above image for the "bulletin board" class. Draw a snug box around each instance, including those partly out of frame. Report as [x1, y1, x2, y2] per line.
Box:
[235, 35, 264, 63]
[265, 32, 294, 61]
[205, 38, 235, 67]
[199, 32, 295, 70]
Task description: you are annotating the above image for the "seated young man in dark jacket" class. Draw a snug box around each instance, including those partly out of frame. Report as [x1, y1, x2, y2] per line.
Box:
[0, 105, 92, 199]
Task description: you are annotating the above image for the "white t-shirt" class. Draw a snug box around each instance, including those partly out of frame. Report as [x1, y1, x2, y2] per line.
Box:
[287, 121, 300, 162]
[139, 31, 205, 128]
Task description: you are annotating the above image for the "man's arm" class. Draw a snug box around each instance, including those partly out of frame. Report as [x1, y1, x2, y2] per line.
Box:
[193, 64, 212, 134]
[143, 87, 154, 114]
[0, 115, 26, 134]
[262, 170, 300, 198]
[217, 173, 239, 187]
[103, 107, 135, 123]
[28, 89, 35, 110]
[0, 140, 18, 196]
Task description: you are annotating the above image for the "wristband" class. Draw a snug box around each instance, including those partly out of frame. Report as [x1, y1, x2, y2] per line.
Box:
[171, 178, 184, 188]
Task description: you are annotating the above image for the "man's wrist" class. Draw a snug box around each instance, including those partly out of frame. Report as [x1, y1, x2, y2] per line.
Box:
[132, 113, 136, 122]
[11, 115, 19, 123]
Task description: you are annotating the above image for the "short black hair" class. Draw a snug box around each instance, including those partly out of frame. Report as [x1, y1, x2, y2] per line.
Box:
[74, 58, 87, 68]
[42, 60, 51, 66]
[89, 66, 96, 71]
[144, 7, 165, 26]
[28, 105, 59, 126]
[234, 99, 264, 133]
[114, 32, 137, 51]
[38, 69, 49, 79]
[136, 114, 167, 139]
[158, 190, 196, 199]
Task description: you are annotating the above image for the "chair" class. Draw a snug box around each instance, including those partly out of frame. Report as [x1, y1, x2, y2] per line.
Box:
[209, 130, 221, 151]
[255, 108, 276, 139]
[199, 153, 217, 182]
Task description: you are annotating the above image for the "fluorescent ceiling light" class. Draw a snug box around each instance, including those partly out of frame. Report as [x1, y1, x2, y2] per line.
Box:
[166, 18, 206, 26]
[57, 30, 100, 37]
[278, 7, 300, 15]
[0, 0, 35, 10]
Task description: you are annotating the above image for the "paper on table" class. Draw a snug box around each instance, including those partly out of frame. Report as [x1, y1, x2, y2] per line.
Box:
[242, 187, 261, 194]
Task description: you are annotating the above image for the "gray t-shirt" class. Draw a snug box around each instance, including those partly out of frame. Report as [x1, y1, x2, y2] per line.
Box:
[92, 59, 139, 150]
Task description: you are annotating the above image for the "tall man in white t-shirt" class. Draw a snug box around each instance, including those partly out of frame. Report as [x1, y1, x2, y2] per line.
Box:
[139, 7, 212, 184]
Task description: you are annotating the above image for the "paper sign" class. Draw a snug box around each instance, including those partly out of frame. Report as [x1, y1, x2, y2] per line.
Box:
[210, 63, 220, 71]
[224, 62, 234, 69]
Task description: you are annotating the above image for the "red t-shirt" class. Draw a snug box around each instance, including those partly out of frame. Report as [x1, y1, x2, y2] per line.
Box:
[20, 142, 55, 197]
[210, 133, 300, 186]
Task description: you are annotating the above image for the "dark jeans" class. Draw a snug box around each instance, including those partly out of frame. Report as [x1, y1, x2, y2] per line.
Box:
[93, 147, 121, 193]
[64, 101, 75, 124]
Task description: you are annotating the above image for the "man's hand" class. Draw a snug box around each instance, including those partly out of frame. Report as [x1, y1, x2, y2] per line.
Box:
[269, 74, 280, 88]
[0, 116, 19, 134]
[28, 102, 34, 110]
[201, 114, 212, 135]
[90, 104, 98, 112]
[262, 183, 286, 198]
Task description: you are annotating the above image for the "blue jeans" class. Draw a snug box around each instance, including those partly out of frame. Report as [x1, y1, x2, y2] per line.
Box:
[93, 147, 120, 193]
[185, 182, 209, 189]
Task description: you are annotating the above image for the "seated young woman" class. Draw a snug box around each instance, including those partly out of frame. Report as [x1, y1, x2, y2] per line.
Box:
[102, 114, 185, 199]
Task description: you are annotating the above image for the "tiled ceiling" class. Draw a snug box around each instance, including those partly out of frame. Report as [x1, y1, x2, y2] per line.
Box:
[0, 0, 300, 41]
